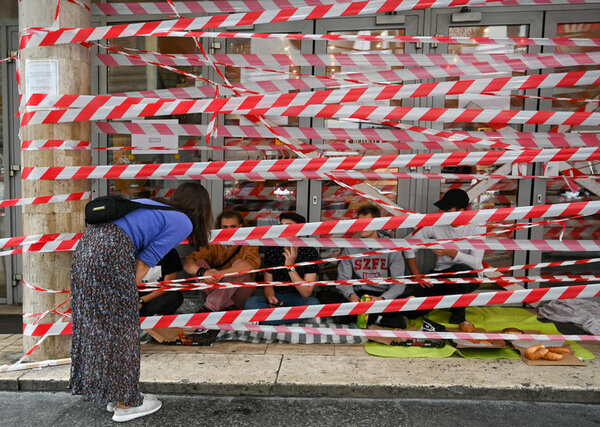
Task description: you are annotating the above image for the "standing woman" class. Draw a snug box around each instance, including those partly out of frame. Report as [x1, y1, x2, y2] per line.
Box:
[69, 183, 212, 423]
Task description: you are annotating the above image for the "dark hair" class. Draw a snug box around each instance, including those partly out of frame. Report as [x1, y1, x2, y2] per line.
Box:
[279, 212, 306, 224]
[357, 204, 381, 218]
[215, 210, 245, 228]
[161, 183, 212, 250]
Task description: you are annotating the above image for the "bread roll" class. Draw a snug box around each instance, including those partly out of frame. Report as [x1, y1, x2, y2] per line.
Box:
[543, 351, 564, 361]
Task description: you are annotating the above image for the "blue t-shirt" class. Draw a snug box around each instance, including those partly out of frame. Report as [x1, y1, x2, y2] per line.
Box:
[112, 198, 192, 267]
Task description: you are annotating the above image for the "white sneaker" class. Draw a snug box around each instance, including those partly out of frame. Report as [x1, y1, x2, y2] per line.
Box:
[108, 394, 160, 416]
[112, 397, 162, 422]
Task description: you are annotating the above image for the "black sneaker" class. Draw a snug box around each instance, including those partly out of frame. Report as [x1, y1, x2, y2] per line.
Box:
[376, 313, 407, 329]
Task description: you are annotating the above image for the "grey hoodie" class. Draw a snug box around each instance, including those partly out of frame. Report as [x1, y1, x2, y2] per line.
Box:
[336, 231, 406, 300]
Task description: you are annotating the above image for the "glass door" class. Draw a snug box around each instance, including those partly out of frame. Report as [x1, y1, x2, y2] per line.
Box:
[429, 8, 543, 277]
[214, 21, 313, 227]
[534, 9, 600, 280]
[313, 13, 423, 279]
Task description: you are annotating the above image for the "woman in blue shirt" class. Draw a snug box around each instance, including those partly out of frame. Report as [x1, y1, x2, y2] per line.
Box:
[69, 183, 212, 423]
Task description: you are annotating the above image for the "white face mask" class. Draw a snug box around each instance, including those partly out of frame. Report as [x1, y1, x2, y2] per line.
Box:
[142, 265, 163, 283]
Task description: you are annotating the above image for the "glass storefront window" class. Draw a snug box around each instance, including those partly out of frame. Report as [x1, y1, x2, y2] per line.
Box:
[541, 22, 600, 277]
[440, 25, 529, 272]
[222, 38, 302, 227]
[106, 36, 204, 200]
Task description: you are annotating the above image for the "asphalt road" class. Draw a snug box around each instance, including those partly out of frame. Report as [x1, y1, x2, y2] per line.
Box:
[0, 391, 599, 426]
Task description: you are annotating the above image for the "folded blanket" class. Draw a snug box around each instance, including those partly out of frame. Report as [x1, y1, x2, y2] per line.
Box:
[365, 306, 595, 360]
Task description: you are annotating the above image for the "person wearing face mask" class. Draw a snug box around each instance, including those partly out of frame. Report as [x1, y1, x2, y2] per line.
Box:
[244, 212, 320, 324]
[183, 210, 260, 313]
[404, 188, 485, 325]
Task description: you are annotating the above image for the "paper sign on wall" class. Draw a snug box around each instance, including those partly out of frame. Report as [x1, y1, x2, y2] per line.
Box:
[25, 60, 59, 97]
[132, 120, 179, 154]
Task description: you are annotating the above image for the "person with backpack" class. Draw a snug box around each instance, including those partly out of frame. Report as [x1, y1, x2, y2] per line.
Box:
[69, 183, 212, 423]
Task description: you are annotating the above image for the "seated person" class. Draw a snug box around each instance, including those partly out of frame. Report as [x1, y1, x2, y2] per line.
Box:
[404, 188, 485, 324]
[139, 248, 184, 316]
[334, 204, 407, 327]
[184, 210, 260, 312]
[245, 212, 319, 325]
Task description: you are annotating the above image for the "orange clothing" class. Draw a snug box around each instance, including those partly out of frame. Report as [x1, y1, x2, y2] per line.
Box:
[187, 244, 260, 272]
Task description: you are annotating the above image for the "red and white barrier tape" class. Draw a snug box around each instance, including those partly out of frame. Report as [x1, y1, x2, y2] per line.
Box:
[21, 0, 593, 48]
[208, 323, 600, 343]
[94, 122, 600, 149]
[22, 283, 600, 337]
[150, 29, 600, 48]
[0, 192, 90, 207]
[0, 358, 71, 373]
[26, 255, 600, 294]
[97, 51, 600, 72]
[22, 74, 600, 124]
[20, 148, 600, 181]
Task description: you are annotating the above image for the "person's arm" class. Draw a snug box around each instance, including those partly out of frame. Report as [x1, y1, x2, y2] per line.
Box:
[296, 273, 316, 298]
[380, 252, 407, 300]
[336, 254, 358, 302]
[183, 247, 212, 276]
[263, 272, 278, 305]
[139, 272, 177, 309]
[136, 259, 151, 284]
[405, 257, 421, 276]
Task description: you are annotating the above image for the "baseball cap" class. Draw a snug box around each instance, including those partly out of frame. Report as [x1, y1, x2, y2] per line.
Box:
[433, 188, 470, 211]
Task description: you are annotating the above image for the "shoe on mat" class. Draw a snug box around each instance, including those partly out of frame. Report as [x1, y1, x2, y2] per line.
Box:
[107, 394, 158, 413]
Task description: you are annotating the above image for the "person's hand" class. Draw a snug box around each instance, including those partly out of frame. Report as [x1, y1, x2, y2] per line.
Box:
[349, 294, 360, 303]
[417, 281, 434, 288]
[283, 247, 298, 266]
[371, 296, 384, 301]
[202, 268, 221, 283]
[433, 249, 458, 259]
[138, 303, 143, 310]
[268, 295, 281, 306]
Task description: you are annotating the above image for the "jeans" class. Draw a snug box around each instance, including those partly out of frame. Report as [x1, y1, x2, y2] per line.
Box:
[245, 293, 320, 325]
[139, 292, 183, 317]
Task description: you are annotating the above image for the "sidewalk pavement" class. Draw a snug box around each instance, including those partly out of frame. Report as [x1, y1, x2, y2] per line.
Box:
[1, 334, 598, 404]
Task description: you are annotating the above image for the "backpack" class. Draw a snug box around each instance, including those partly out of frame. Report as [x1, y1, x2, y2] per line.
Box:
[85, 196, 179, 225]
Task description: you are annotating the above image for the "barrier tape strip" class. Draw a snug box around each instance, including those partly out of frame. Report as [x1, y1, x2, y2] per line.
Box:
[0, 358, 71, 373]
[93, 122, 600, 149]
[96, 51, 600, 71]
[69, 68, 600, 110]
[137, 275, 600, 293]
[24, 256, 600, 295]
[19, 148, 600, 181]
[21, 0, 592, 48]
[149, 29, 600, 48]
[21, 283, 600, 336]
[22, 96, 600, 126]
[206, 323, 600, 342]
[91, 0, 444, 15]
[0, 192, 90, 207]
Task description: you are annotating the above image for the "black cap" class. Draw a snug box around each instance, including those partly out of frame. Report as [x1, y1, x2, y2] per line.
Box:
[433, 189, 470, 211]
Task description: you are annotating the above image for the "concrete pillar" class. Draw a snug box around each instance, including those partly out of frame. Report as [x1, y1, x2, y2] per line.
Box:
[18, 0, 91, 361]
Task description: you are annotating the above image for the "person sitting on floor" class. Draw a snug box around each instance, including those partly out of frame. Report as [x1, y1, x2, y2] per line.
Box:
[139, 248, 184, 317]
[329, 204, 408, 328]
[404, 188, 485, 325]
[183, 210, 260, 312]
[245, 212, 319, 324]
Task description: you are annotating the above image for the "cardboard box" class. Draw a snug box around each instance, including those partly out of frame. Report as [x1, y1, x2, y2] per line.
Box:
[511, 338, 585, 366]
[447, 327, 506, 349]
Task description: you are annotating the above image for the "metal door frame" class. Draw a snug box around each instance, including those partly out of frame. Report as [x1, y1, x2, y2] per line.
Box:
[430, 7, 544, 274]
[527, 9, 600, 278]
[312, 12, 425, 223]
[210, 20, 315, 220]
